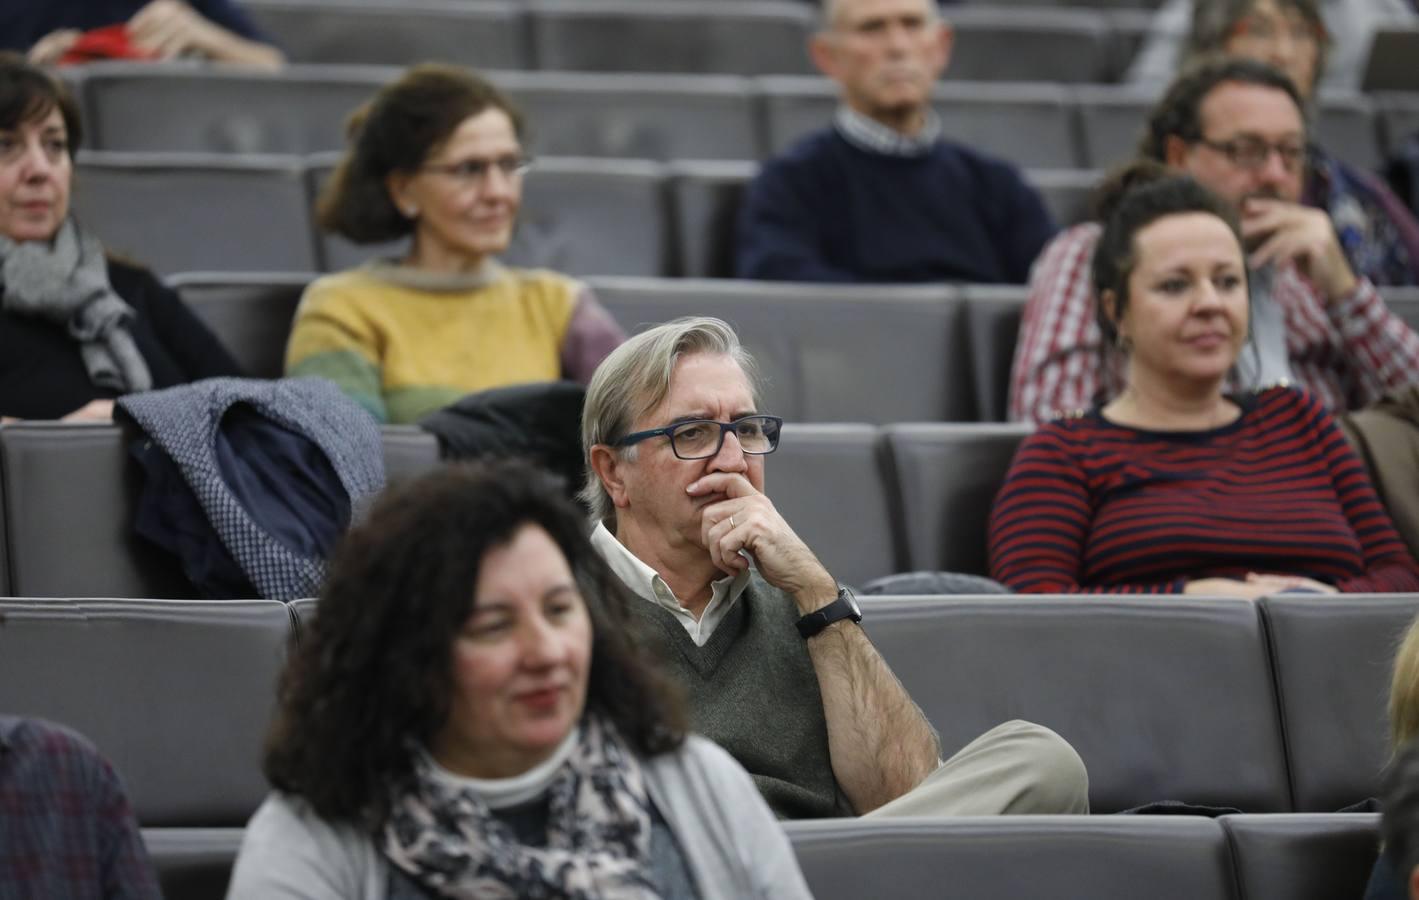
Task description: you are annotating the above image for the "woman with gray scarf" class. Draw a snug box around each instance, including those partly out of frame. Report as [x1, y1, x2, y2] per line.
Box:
[0, 53, 239, 423]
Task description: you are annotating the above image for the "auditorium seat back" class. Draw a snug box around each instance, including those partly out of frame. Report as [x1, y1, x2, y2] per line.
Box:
[143, 829, 244, 900]
[528, 0, 816, 76]
[74, 152, 320, 276]
[79, 62, 389, 155]
[591, 278, 972, 423]
[786, 816, 1238, 900]
[0, 598, 291, 826]
[963, 287, 1028, 423]
[1259, 593, 1419, 811]
[0, 424, 441, 599]
[1221, 813, 1380, 900]
[771, 424, 902, 587]
[882, 422, 1031, 574]
[861, 595, 1293, 813]
[243, 0, 530, 67]
[172, 273, 310, 379]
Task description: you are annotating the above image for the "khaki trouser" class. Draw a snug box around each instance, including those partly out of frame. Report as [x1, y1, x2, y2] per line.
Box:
[864, 720, 1090, 818]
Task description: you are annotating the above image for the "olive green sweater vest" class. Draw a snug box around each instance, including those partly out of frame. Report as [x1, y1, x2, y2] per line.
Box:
[625, 575, 852, 820]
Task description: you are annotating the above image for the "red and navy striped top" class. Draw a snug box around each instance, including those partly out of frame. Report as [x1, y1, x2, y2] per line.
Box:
[988, 386, 1419, 594]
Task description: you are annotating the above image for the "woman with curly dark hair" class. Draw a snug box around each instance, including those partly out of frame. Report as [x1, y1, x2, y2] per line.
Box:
[227, 460, 810, 899]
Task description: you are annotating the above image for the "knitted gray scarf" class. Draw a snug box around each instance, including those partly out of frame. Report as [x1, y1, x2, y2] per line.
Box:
[0, 217, 152, 393]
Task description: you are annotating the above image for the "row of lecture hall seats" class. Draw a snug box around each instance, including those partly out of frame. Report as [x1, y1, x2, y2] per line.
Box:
[229, 0, 1163, 81]
[170, 273, 1419, 426]
[75, 149, 1419, 281]
[3, 592, 1412, 898]
[62, 63, 1419, 175]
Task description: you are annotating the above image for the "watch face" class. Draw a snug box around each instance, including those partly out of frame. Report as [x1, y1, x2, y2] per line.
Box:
[842, 589, 862, 617]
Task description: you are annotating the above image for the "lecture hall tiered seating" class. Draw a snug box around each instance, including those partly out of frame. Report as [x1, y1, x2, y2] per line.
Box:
[10, 0, 1419, 897]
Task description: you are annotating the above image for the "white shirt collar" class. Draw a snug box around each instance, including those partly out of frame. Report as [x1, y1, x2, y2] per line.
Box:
[422, 726, 579, 810]
[590, 521, 750, 646]
[834, 104, 942, 157]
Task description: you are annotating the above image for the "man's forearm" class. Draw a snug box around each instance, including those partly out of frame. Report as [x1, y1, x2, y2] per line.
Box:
[804, 621, 941, 814]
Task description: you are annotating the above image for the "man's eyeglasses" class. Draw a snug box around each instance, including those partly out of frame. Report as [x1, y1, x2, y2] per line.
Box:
[420, 154, 533, 186]
[1194, 137, 1308, 172]
[615, 415, 784, 461]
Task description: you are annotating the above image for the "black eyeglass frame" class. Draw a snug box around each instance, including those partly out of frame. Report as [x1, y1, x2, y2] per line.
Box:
[1192, 136, 1309, 172]
[613, 415, 784, 461]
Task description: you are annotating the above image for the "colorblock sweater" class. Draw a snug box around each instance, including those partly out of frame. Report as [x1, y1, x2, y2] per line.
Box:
[284, 262, 624, 424]
[988, 386, 1419, 594]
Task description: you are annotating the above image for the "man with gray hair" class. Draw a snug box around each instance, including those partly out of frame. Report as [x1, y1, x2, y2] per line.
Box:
[582, 316, 1088, 819]
[735, 0, 1056, 283]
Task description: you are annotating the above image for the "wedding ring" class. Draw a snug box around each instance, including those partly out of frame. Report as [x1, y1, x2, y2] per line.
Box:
[729, 515, 736, 528]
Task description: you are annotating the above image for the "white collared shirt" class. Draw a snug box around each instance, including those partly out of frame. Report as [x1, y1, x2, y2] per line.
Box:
[590, 522, 750, 647]
[833, 104, 942, 157]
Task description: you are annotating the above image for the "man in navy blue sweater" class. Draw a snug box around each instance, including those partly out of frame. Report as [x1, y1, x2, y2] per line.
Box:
[737, 0, 1057, 284]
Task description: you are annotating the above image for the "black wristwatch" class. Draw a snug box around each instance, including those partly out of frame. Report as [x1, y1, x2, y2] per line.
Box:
[795, 585, 863, 639]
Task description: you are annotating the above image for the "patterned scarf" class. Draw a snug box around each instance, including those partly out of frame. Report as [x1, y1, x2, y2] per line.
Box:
[0, 216, 152, 393]
[381, 715, 660, 900]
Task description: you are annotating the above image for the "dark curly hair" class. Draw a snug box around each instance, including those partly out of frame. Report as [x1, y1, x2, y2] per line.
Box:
[0, 53, 81, 158]
[1138, 56, 1306, 164]
[316, 63, 524, 244]
[1089, 163, 1247, 400]
[262, 460, 685, 830]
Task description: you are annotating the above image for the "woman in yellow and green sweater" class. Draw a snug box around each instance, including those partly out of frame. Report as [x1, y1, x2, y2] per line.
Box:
[286, 64, 624, 424]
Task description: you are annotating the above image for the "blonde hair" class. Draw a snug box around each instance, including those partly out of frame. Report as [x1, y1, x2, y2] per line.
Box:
[1391, 614, 1419, 752]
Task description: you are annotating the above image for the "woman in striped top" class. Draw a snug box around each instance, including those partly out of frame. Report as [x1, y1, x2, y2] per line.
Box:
[989, 168, 1419, 596]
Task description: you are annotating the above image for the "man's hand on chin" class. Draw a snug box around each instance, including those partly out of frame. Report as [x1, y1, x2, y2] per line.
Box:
[689, 472, 837, 612]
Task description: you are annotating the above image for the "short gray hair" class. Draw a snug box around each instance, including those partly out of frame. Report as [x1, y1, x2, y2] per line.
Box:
[820, 0, 942, 29]
[579, 317, 760, 525]
[1184, 0, 1330, 87]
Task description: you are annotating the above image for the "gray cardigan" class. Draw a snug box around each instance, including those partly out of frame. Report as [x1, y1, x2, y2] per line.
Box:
[226, 735, 813, 900]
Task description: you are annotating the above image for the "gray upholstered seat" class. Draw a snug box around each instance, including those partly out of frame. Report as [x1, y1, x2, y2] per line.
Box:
[0, 424, 440, 598]
[771, 424, 900, 588]
[1315, 90, 1382, 173]
[1377, 92, 1419, 155]
[1032, 168, 1101, 227]
[1381, 287, 1419, 332]
[590, 277, 970, 423]
[143, 828, 245, 900]
[942, 8, 1113, 83]
[1221, 813, 1381, 900]
[786, 816, 1236, 900]
[859, 595, 1293, 813]
[77, 62, 392, 155]
[881, 422, 1032, 574]
[1074, 83, 1158, 171]
[963, 285, 1029, 423]
[0, 598, 292, 826]
[242, 0, 529, 67]
[499, 72, 762, 162]
[311, 155, 672, 277]
[758, 76, 1081, 169]
[1259, 593, 1419, 811]
[528, 0, 815, 76]
[170, 273, 312, 379]
[666, 160, 756, 278]
[73, 151, 319, 276]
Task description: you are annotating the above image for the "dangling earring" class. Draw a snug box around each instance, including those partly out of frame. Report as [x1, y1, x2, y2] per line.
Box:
[402, 205, 419, 219]
[1115, 331, 1132, 353]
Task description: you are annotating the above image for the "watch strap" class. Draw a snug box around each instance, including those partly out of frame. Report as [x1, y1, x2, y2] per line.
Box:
[795, 587, 863, 639]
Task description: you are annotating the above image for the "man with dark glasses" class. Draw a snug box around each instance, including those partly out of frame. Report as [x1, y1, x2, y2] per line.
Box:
[580, 316, 1088, 821]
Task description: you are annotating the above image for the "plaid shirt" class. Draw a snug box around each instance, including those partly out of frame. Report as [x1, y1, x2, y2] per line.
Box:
[1009, 222, 1419, 423]
[0, 717, 160, 900]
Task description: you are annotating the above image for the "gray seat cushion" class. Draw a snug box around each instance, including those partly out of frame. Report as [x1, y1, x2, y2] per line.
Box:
[1221, 813, 1381, 900]
[0, 599, 292, 826]
[1259, 593, 1419, 811]
[860, 595, 1292, 813]
[786, 816, 1235, 900]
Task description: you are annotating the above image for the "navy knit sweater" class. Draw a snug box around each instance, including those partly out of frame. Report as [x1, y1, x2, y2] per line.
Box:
[735, 127, 1056, 284]
[988, 386, 1419, 594]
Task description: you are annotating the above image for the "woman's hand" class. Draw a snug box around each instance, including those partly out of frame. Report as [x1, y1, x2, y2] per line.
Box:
[1183, 577, 1273, 598]
[128, 0, 284, 68]
[27, 29, 81, 65]
[59, 399, 115, 423]
[1244, 572, 1338, 594]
